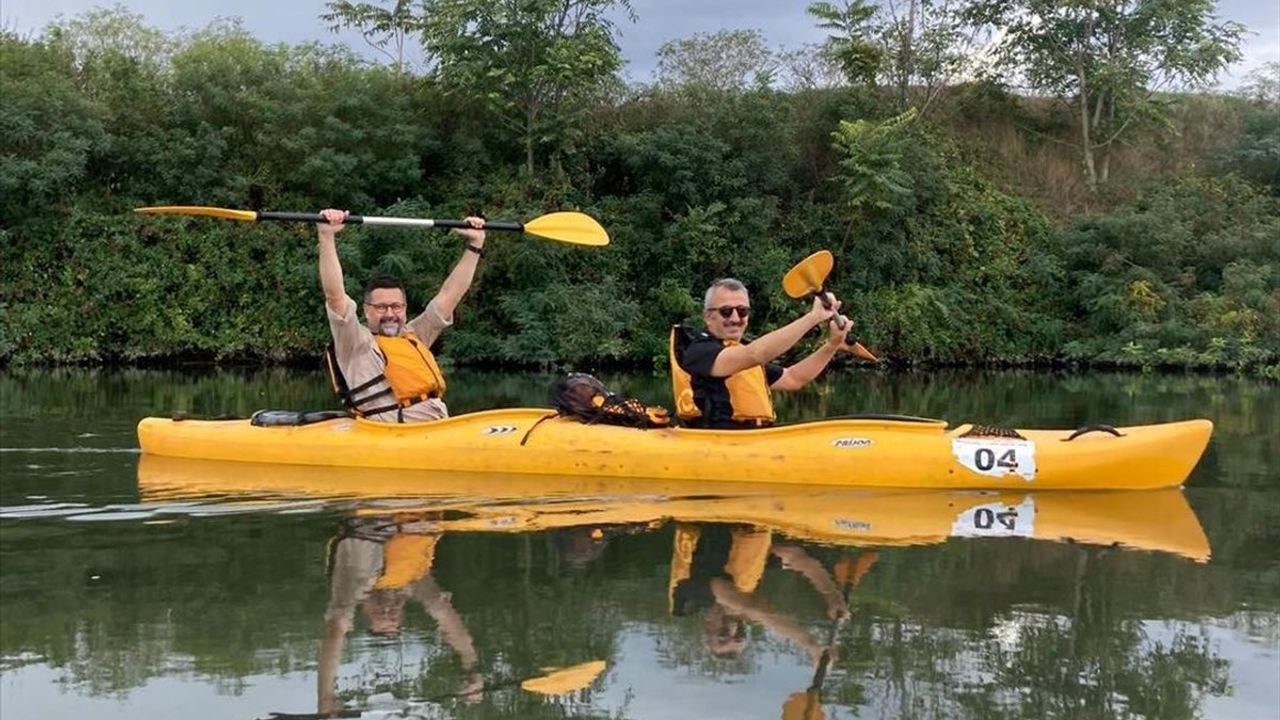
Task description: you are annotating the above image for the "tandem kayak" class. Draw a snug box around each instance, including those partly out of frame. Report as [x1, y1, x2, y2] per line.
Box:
[135, 409, 1213, 490]
[136, 456, 1212, 561]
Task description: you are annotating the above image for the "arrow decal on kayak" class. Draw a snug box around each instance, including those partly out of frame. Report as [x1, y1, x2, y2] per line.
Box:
[481, 425, 519, 436]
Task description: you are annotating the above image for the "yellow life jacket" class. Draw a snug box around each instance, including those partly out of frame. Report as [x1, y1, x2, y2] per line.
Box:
[373, 533, 441, 590]
[668, 524, 700, 614]
[325, 331, 447, 419]
[669, 326, 776, 426]
[723, 528, 770, 593]
[667, 524, 772, 614]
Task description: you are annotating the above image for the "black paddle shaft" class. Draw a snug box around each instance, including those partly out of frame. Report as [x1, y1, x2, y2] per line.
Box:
[808, 291, 861, 347]
[431, 218, 523, 232]
[256, 211, 523, 232]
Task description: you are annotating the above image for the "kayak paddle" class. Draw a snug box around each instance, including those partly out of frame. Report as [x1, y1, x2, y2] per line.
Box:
[269, 659, 607, 718]
[790, 552, 877, 720]
[134, 205, 610, 246]
[782, 250, 878, 362]
[810, 551, 877, 689]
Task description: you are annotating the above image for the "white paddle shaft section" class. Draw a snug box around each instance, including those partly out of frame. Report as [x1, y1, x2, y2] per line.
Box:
[357, 216, 437, 228]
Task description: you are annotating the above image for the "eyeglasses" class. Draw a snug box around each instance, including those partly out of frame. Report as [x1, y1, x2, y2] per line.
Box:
[365, 302, 406, 313]
[708, 305, 750, 319]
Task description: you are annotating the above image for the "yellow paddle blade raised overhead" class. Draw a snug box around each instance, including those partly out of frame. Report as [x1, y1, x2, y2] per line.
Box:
[523, 211, 610, 246]
[783, 250, 835, 298]
[134, 206, 259, 222]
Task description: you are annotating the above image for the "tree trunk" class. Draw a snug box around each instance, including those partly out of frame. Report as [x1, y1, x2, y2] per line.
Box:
[902, 0, 917, 109]
[1077, 71, 1098, 191]
[1098, 95, 1115, 185]
[1080, 96, 1098, 191]
[1077, 13, 1099, 192]
[525, 111, 535, 176]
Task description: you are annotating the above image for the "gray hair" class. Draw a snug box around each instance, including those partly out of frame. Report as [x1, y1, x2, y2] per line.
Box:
[704, 278, 749, 310]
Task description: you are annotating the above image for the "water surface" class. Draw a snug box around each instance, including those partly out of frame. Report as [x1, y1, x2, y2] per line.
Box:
[1, 368, 1277, 719]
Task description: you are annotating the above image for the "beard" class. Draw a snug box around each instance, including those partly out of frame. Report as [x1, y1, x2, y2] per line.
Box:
[377, 320, 403, 336]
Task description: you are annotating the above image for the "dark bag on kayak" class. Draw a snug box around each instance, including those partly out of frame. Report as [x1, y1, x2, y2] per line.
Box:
[552, 373, 671, 429]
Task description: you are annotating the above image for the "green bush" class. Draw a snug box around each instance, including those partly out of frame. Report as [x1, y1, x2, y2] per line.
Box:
[1054, 176, 1280, 370]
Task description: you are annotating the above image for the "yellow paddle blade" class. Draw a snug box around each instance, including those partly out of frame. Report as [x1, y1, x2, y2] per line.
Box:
[134, 206, 259, 222]
[836, 551, 879, 585]
[523, 212, 610, 246]
[782, 250, 834, 298]
[519, 660, 607, 695]
[782, 690, 826, 720]
[849, 342, 880, 363]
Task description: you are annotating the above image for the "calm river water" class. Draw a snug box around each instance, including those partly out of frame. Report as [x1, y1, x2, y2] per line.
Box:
[1, 368, 1277, 719]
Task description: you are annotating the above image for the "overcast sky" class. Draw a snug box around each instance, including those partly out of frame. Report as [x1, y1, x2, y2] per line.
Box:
[3, 0, 1277, 86]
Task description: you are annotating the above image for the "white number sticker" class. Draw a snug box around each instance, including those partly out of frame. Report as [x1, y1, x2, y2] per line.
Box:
[952, 438, 1037, 480]
[951, 497, 1036, 538]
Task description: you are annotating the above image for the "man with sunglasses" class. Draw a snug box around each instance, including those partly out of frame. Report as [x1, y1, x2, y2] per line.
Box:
[316, 208, 486, 423]
[671, 278, 855, 429]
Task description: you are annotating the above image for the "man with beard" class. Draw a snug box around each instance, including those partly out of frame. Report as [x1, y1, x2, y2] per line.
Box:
[317, 208, 486, 422]
[670, 278, 857, 429]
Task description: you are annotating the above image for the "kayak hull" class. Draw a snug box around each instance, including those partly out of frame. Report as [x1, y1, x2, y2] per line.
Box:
[135, 409, 1213, 490]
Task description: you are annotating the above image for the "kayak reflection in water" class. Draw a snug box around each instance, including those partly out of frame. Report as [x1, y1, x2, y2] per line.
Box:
[318, 513, 482, 715]
[670, 524, 859, 662]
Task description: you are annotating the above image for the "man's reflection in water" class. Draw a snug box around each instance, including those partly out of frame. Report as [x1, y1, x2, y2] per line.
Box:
[318, 513, 482, 716]
[669, 523, 878, 720]
[670, 524, 849, 662]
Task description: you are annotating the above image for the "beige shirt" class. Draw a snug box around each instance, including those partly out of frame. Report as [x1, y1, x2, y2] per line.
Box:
[327, 295, 451, 422]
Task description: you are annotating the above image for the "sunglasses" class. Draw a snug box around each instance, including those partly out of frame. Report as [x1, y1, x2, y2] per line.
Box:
[709, 305, 751, 319]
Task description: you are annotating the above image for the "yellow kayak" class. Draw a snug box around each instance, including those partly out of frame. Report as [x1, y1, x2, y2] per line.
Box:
[136, 456, 1212, 561]
[135, 409, 1213, 490]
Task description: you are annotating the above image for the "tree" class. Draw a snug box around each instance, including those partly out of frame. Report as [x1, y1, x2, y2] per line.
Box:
[655, 29, 777, 91]
[418, 0, 632, 176]
[320, 0, 422, 76]
[1238, 61, 1280, 108]
[777, 43, 846, 92]
[877, 0, 973, 114]
[1224, 62, 1280, 195]
[965, 0, 1244, 190]
[43, 5, 173, 76]
[0, 31, 106, 224]
[807, 0, 882, 86]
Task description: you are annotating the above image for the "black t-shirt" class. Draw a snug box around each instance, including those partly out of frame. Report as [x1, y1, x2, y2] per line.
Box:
[670, 524, 780, 616]
[679, 332, 783, 429]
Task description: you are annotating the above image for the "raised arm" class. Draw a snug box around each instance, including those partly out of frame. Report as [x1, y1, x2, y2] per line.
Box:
[317, 208, 350, 314]
[317, 615, 349, 715]
[709, 296, 838, 377]
[771, 545, 848, 618]
[710, 577, 828, 664]
[771, 315, 854, 391]
[430, 216, 486, 319]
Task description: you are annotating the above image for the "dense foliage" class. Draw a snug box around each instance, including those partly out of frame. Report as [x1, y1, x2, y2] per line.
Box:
[1, 8, 1277, 375]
